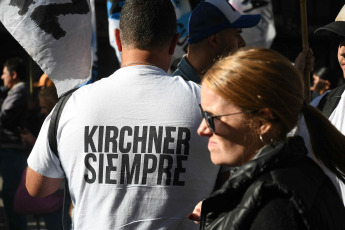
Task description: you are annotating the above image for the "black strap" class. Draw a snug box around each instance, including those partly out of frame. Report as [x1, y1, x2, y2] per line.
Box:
[317, 84, 345, 118]
[48, 88, 77, 156]
[62, 181, 71, 230]
[48, 88, 77, 230]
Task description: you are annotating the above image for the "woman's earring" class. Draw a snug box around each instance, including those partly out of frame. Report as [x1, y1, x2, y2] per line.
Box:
[259, 134, 265, 144]
[260, 133, 277, 148]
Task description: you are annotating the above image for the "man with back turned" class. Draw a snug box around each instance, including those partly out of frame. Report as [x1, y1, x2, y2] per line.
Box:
[26, 0, 220, 229]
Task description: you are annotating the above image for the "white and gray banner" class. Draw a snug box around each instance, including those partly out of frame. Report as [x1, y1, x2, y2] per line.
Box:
[0, 0, 92, 96]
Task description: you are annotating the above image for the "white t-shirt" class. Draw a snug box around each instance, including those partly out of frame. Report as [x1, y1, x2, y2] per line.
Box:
[296, 91, 345, 206]
[28, 65, 219, 230]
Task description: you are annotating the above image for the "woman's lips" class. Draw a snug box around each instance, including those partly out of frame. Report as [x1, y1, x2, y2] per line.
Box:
[208, 139, 217, 149]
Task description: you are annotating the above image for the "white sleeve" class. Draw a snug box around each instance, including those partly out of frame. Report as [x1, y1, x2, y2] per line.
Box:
[27, 113, 65, 178]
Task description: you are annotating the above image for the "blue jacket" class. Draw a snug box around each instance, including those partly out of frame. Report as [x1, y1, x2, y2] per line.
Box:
[173, 55, 201, 84]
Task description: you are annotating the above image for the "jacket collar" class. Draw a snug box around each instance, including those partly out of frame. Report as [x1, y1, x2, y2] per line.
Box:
[8, 82, 25, 95]
[208, 136, 307, 201]
[175, 55, 201, 83]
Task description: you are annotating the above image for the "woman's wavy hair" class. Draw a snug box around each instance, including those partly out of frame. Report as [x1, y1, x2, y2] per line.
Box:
[203, 47, 345, 183]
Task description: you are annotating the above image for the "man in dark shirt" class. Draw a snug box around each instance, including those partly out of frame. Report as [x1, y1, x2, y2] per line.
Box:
[0, 57, 29, 230]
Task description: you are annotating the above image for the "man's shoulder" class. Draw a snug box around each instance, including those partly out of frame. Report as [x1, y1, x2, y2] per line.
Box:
[172, 67, 182, 77]
[172, 56, 186, 76]
[5, 82, 29, 101]
[69, 67, 201, 103]
[117, 65, 201, 91]
[315, 84, 345, 102]
[173, 56, 201, 84]
[312, 84, 345, 116]
[11, 82, 29, 92]
[170, 75, 202, 98]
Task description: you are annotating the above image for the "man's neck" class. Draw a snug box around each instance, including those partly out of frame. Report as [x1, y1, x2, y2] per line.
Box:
[9, 81, 24, 92]
[186, 52, 213, 77]
[121, 48, 170, 72]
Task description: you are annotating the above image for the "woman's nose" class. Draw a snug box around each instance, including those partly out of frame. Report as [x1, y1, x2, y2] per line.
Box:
[197, 119, 212, 136]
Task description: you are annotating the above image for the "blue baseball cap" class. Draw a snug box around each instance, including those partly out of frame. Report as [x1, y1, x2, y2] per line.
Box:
[188, 0, 261, 44]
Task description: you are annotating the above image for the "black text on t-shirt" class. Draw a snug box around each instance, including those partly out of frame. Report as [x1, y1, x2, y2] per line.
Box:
[83, 125, 191, 186]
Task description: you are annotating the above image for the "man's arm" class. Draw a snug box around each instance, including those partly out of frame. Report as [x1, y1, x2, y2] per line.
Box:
[26, 166, 63, 198]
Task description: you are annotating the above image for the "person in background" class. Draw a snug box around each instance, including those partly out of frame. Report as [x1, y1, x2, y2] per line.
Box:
[296, 4, 345, 206]
[21, 75, 58, 146]
[310, 67, 334, 99]
[195, 47, 345, 229]
[33, 73, 54, 88]
[20, 80, 65, 230]
[173, 0, 261, 83]
[173, 0, 314, 85]
[0, 57, 29, 230]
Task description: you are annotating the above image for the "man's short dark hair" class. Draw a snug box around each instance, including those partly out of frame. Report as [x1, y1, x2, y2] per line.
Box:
[3, 57, 25, 80]
[120, 0, 177, 50]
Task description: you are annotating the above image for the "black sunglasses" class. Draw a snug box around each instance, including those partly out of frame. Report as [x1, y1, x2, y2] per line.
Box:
[199, 104, 245, 133]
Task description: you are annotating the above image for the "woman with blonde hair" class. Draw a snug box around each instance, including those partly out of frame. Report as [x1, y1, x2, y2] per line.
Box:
[197, 47, 345, 229]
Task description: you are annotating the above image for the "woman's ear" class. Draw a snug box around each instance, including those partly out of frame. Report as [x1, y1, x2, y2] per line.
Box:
[257, 108, 274, 135]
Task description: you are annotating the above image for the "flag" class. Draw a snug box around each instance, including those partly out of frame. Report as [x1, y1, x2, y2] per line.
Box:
[0, 0, 92, 96]
[90, 0, 98, 83]
[107, 0, 123, 65]
[170, 0, 192, 73]
[230, 0, 276, 48]
[106, 0, 192, 73]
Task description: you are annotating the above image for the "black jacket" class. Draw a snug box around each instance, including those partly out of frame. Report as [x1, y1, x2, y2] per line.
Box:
[200, 136, 345, 230]
[0, 82, 30, 148]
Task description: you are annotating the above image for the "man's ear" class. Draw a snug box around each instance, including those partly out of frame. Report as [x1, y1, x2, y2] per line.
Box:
[11, 70, 18, 80]
[257, 108, 274, 135]
[115, 28, 122, 52]
[207, 34, 218, 48]
[169, 33, 180, 55]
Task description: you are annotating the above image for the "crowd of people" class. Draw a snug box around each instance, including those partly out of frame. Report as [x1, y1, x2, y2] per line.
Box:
[0, 61, 64, 229]
[1, 0, 345, 229]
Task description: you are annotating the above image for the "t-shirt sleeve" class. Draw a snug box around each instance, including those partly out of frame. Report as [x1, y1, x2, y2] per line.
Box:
[249, 198, 307, 230]
[27, 113, 65, 178]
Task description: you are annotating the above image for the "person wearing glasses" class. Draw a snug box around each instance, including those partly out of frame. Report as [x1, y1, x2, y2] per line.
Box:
[195, 47, 345, 229]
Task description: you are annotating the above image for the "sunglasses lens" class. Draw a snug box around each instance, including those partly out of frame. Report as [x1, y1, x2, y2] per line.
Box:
[199, 105, 204, 118]
[205, 113, 215, 132]
[199, 105, 215, 132]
